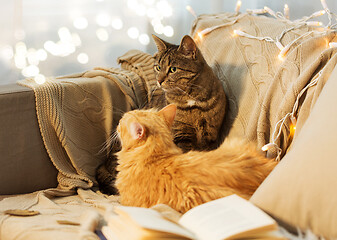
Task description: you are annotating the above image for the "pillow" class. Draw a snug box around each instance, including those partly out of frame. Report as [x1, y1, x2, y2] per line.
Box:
[251, 65, 337, 239]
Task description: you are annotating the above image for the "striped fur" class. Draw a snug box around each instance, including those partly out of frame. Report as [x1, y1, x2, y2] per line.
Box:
[152, 35, 227, 151]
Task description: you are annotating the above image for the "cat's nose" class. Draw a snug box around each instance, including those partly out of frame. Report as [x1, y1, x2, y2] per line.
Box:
[157, 73, 166, 85]
[157, 76, 166, 85]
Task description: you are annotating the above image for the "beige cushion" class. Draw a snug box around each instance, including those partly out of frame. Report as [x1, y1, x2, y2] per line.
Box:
[251, 65, 337, 239]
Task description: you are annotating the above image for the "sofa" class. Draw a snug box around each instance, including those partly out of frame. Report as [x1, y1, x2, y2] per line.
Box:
[1, 11, 337, 239]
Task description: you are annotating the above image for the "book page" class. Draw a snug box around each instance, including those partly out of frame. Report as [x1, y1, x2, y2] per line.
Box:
[115, 206, 195, 239]
[178, 195, 276, 240]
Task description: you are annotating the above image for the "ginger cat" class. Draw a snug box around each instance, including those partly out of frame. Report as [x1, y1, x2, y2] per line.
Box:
[115, 105, 277, 213]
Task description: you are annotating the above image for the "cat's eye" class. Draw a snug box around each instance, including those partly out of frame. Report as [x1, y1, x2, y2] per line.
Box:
[169, 67, 177, 73]
[154, 65, 161, 72]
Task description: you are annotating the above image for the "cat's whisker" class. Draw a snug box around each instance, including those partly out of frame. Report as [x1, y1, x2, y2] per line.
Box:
[173, 86, 198, 101]
[112, 106, 127, 117]
[99, 130, 120, 156]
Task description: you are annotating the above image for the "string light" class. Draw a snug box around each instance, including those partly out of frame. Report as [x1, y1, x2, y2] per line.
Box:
[233, 29, 245, 37]
[312, 10, 326, 18]
[235, 0, 242, 14]
[284, 4, 290, 19]
[195, 3, 336, 159]
[186, 5, 197, 19]
[261, 143, 279, 152]
[246, 9, 267, 15]
[232, 30, 239, 37]
[278, 53, 285, 61]
[194, 18, 242, 41]
[197, 31, 203, 40]
[262, 69, 322, 160]
[306, 21, 323, 26]
[320, 0, 329, 11]
[264, 6, 277, 18]
[329, 42, 337, 48]
[289, 123, 296, 136]
[275, 41, 285, 51]
[278, 44, 290, 61]
[290, 115, 297, 127]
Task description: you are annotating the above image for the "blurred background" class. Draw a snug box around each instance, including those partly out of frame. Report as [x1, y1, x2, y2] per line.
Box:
[0, 0, 336, 85]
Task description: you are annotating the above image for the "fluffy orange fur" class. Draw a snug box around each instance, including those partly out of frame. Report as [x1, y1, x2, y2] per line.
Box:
[115, 105, 277, 213]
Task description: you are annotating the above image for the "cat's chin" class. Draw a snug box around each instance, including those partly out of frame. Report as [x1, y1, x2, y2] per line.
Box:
[161, 87, 168, 93]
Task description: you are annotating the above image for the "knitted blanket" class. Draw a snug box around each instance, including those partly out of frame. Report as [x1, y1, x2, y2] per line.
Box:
[18, 67, 148, 190]
[1, 11, 337, 239]
[191, 13, 337, 159]
[0, 66, 151, 239]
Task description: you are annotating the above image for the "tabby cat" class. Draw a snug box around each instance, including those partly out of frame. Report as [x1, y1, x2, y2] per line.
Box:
[115, 104, 277, 213]
[151, 34, 226, 152]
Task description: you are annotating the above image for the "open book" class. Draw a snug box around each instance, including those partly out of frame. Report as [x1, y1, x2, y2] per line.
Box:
[101, 194, 285, 240]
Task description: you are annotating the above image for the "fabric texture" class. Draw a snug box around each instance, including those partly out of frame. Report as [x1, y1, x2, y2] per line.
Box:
[0, 188, 120, 240]
[1, 11, 337, 240]
[117, 49, 166, 108]
[0, 84, 58, 194]
[0, 66, 150, 239]
[190, 13, 337, 159]
[18, 67, 147, 190]
[250, 65, 337, 239]
[189, 13, 337, 239]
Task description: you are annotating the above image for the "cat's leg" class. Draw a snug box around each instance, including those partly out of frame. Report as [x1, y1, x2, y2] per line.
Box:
[172, 123, 199, 152]
[96, 154, 119, 195]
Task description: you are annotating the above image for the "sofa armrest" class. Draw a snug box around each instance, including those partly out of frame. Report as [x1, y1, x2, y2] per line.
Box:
[0, 83, 58, 195]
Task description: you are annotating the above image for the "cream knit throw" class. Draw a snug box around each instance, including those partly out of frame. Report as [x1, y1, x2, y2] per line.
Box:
[0, 67, 150, 240]
[117, 49, 165, 107]
[190, 13, 337, 158]
[18, 67, 147, 190]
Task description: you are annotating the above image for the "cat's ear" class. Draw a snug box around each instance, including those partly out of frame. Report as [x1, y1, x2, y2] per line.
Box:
[159, 104, 177, 128]
[130, 122, 145, 140]
[152, 34, 170, 52]
[178, 35, 197, 58]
